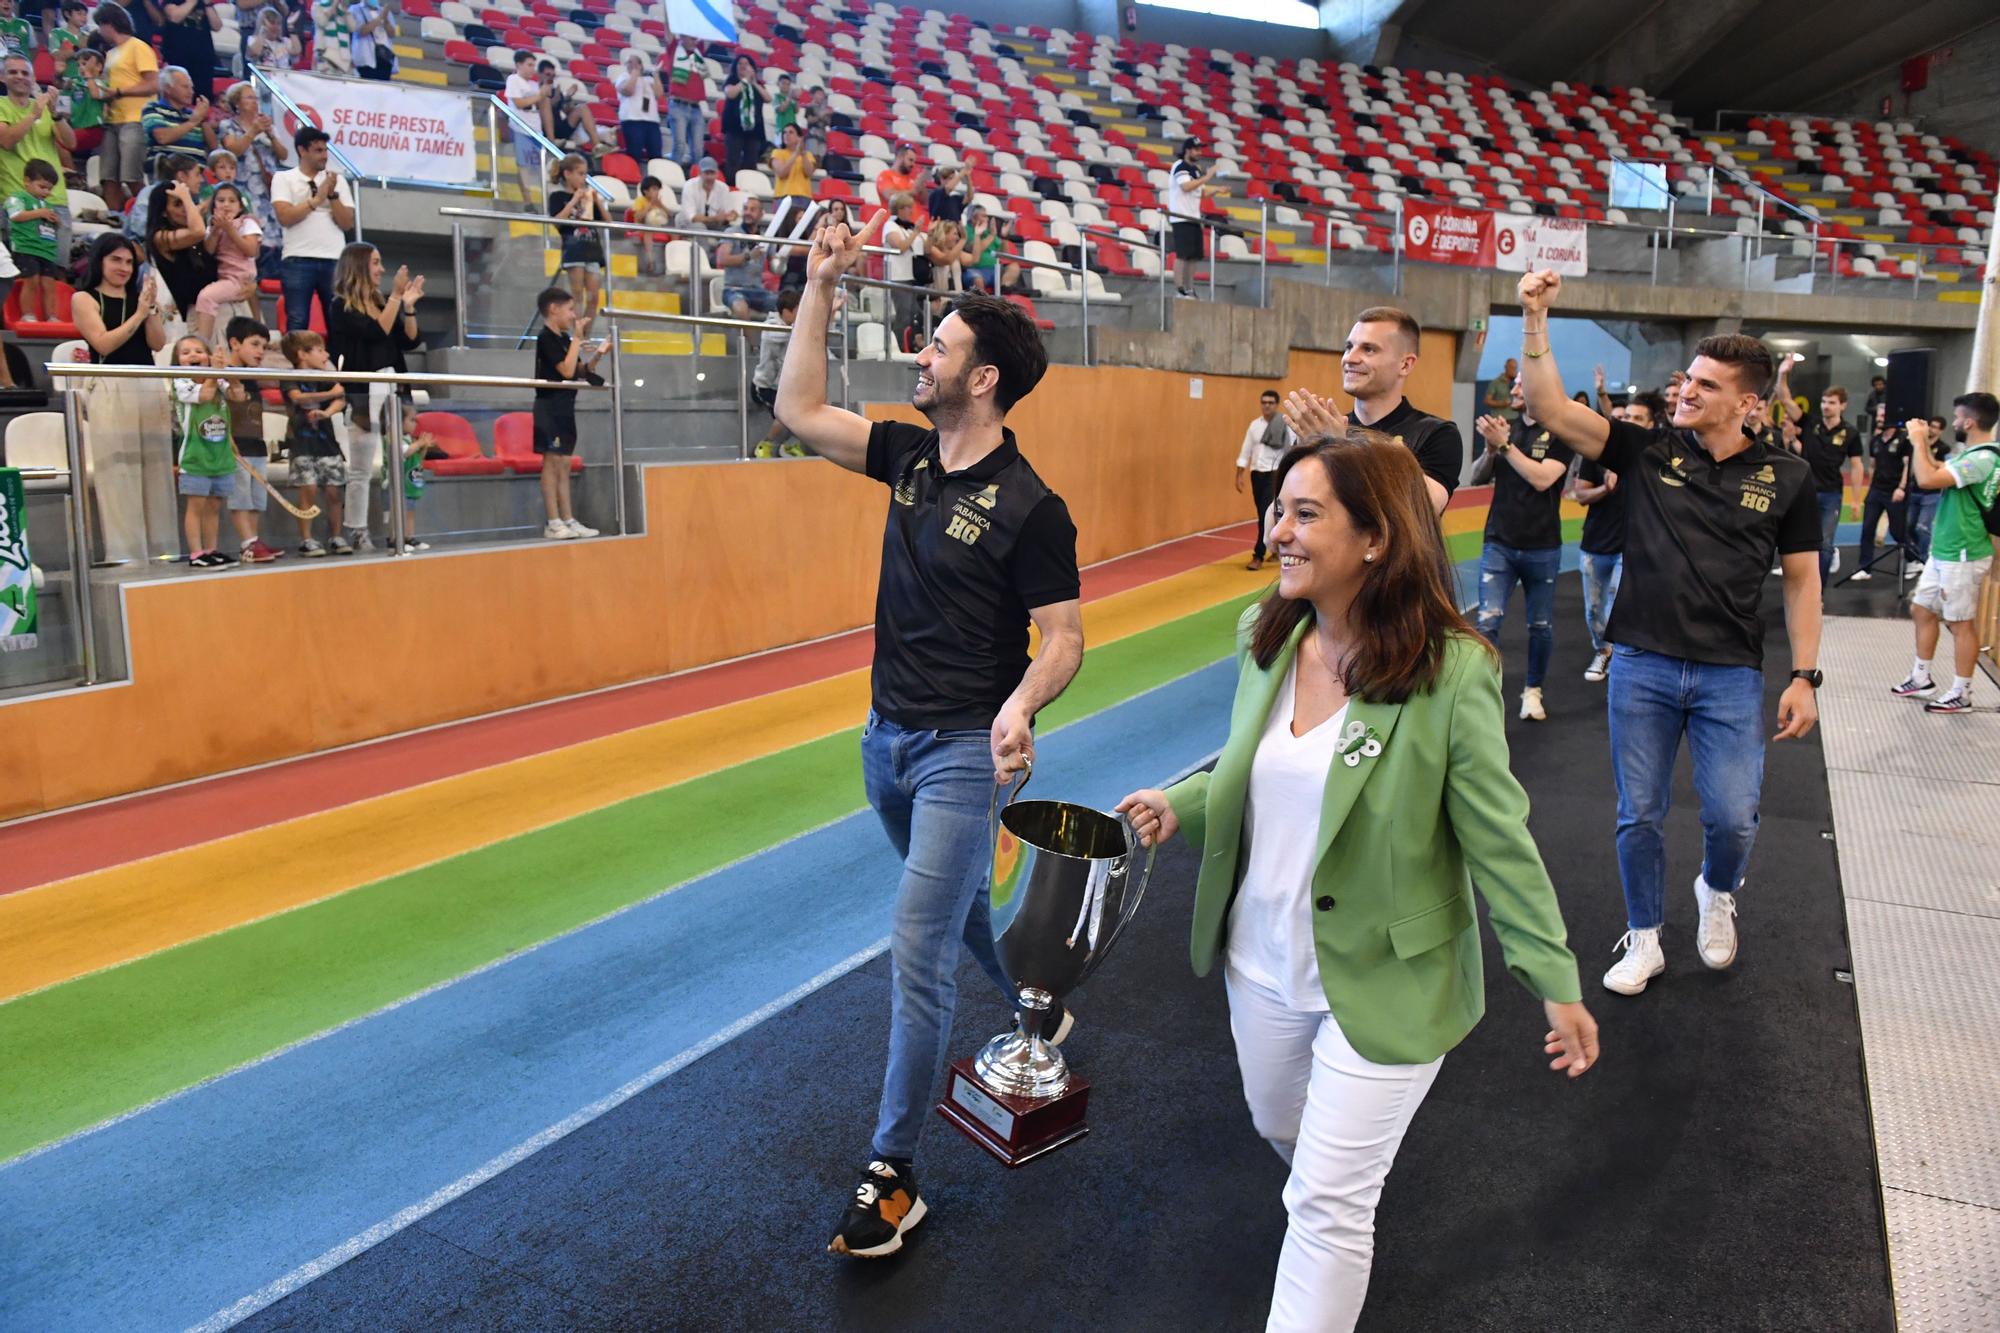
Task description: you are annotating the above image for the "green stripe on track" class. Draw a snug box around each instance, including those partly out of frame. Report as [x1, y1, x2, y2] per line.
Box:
[0, 592, 1259, 1162]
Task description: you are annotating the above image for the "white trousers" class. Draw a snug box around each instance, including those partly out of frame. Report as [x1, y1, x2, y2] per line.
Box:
[342, 384, 389, 532]
[1226, 966, 1444, 1333]
[85, 378, 177, 564]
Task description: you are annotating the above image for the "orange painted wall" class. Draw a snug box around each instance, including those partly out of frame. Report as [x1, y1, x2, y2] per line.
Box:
[0, 343, 1459, 819]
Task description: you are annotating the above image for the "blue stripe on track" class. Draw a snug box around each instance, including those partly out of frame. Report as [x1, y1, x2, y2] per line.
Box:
[0, 661, 1237, 1333]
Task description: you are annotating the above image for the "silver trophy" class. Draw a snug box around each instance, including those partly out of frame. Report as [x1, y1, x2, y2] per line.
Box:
[937, 764, 1156, 1164]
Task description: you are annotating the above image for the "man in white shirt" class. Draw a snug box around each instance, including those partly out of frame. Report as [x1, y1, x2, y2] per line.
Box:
[615, 54, 662, 166]
[1164, 136, 1219, 298]
[675, 154, 736, 258]
[503, 51, 545, 206]
[1235, 388, 1291, 570]
[878, 191, 918, 347]
[269, 124, 354, 331]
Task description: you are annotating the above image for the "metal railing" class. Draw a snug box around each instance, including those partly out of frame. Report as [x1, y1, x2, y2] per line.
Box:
[1712, 107, 1928, 135]
[42, 362, 618, 685]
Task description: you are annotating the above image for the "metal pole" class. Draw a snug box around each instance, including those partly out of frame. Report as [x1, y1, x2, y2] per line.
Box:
[1650, 228, 1659, 285]
[1158, 224, 1167, 330]
[1257, 198, 1267, 308]
[1912, 247, 1921, 299]
[385, 387, 406, 553]
[736, 328, 750, 459]
[1206, 221, 1215, 302]
[1755, 195, 1764, 259]
[1392, 197, 1403, 295]
[840, 291, 852, 412]
[60, 386, 96, 684]
[1808, 221, 1819, 287]
[608, 313, 627, 536]
[486, 97, 500, 200]
[1706, 166, 1715, 217]
[1666, 194, 1676, 249]
[351, 179, 364, 242]
[686, 239, 699, 362]
[1323, 211, 1332, 283]
[450, 222, 468, 350]
[1079, 261, 1090, 367]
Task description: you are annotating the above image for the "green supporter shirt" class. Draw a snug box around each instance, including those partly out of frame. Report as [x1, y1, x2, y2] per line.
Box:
[401, 443, 427, 502]
[174, 380, 236, 477]
[52, 24, 83, 81]
[0, 16, 32, 56]
[1931, 444, 2000, 563]
[0, 96, 68, 206]
[5, 190, 55, 261]
[63, 73, 103, 131]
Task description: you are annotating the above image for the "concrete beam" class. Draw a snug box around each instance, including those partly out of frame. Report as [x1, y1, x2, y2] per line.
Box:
[1579, 0, 1762, 97]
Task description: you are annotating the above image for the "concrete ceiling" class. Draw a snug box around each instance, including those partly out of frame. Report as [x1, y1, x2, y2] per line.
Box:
[1378, 0, 1995, 117]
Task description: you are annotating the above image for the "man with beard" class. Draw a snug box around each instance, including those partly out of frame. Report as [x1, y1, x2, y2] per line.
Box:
[776, 212, 1085, 1259]
[1279, 306, 1462, 516]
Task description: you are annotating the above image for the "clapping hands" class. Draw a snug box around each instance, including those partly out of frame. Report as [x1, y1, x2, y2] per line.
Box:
[1281, 388, 1347, 441]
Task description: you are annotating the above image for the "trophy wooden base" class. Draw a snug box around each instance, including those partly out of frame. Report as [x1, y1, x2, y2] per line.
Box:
[935, 1058, 1091, 1167]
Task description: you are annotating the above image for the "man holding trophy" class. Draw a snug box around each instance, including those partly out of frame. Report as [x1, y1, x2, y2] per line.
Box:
[775, 213, 1086, 1259]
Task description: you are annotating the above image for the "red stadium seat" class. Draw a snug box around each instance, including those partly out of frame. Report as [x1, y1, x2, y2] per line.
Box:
[493, 410, 582, 474]
[415, 411, 507, 476]
[6, 281, 79, 339]
[273, 295, 327, 336]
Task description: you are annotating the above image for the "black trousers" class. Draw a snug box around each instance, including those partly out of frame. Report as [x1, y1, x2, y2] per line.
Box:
[1250, 468, 1277, 559]
[1857, 488, 1914, 568]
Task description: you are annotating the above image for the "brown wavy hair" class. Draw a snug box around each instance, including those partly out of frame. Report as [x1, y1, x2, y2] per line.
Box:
[1248, 430, 1486, 703]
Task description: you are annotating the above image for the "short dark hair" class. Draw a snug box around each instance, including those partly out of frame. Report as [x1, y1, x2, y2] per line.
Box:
[949, 294, 1046, 415]
[1259, 389, 1280, 402]
[91, 1, 132, 35]
[22, 158, 56, 184]
[225, 314, 270, 345]
[640, 175, 660, 192]
[776, 286, 802, 314]
[1824, 385, 1848, 402]
[536, 286, 574, 317]
[1354, 305, 1420, 355]
[292, 124, 329, 152]
[1692, 333, 1777, 397]
[1954, 392, 2000, 432]
[514, 50, 532, 64]
[61, 0, 88, 14]
[1630, 390, 1669, 425]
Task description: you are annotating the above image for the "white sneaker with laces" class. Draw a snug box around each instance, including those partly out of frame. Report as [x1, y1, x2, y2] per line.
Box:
[1519, 685, 1546, 721]
[565, 518, 600, 538]
[1603, 927, 1665, 995]
[1584, 649, 1611, 683]
[544, 520, 576, 540]
[1694, 875, 1738, 969]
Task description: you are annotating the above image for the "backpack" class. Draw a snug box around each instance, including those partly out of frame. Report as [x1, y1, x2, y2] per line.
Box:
[1961, 443, 2000, 538]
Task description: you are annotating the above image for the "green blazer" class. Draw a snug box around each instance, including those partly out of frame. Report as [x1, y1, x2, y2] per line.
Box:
[1165, 605, 1582, 1066]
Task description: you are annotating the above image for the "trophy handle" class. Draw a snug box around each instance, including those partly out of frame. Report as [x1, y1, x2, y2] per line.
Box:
[1105, 810, 1158, 952]
[987, 756, 1033, 899]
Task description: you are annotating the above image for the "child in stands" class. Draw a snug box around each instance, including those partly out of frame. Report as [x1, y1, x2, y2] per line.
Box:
[172, 334, 241, 569]
[63, 48, 107, 179]
[200, 147, 238, 206]
[196, 182, 261, 339]
[531, 285, 606, 540]
[279, 328, 350, 556]
[8, 159, 63, 322]
[393, 420, 434, 553]
[220, 314, 282, 562]
[628, 175, 669, 276]
[749, 286, 804, 458]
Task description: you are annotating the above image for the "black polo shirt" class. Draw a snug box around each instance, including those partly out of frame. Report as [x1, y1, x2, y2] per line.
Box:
[1865, 429, 1912, 494]
[1359, 397, 1462, 500]
[1576, 457, 1625, 555]
[1484, 416, 1573, 549]
[1797, 415, 1860, 493]
[865, 421, 1081, 730]
[1600, 419, 1820, 669]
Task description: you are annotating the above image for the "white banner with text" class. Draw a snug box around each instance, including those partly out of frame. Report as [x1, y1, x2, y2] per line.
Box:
[261, 70, 478, 185]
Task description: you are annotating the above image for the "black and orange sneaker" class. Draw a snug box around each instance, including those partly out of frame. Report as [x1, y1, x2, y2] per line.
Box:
[827, 1159, 926, 1258]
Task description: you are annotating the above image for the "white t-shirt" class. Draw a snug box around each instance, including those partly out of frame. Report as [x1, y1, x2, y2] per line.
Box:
[616, 70, 659, 124]
[881, 218, 914, 283]
[1227, 657, 1347, 1012]
[504, 71, 541, 112]
[1237, 413, 1290, 472]
[270, 168, 352, 260]
[1166, 161, 1201, 220]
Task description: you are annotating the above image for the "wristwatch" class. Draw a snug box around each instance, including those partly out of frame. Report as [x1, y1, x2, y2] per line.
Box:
[1790, 669, 1823, 689]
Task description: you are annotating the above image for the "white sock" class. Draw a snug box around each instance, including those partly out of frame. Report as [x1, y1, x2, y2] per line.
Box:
[1913, 656, 1932, 680]
[1950, 675, 1974, 699]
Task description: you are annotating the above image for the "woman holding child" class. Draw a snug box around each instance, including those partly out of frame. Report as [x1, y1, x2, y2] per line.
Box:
[71, 234, 171, 563]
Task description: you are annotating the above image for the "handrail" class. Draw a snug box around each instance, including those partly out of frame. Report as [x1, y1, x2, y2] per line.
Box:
[44, 363, 610, 391]
[600, 305, 832, 460]
[244, 67, 366, 240]
[435, 204, 895, 256]
[486, 97, 618, 204]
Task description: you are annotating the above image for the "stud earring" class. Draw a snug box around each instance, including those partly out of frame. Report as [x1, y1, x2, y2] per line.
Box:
[1363, 552, 1376, 562]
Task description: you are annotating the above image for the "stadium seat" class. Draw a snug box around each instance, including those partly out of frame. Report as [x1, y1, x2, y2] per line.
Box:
[6, 281, 80, 339]
[415, 411, 507, 476]
[493, 410, 583, 473]
[273, 295, 329, 336]
[3, 412, 67, 469]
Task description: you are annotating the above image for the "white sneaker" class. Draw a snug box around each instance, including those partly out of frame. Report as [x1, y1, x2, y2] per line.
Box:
[1603, 927, 1665, 995]
[565, 518, 600, 538]
[1830, 548, 1841, 573]
[1519, 686, 1546, 721]
[1850, 569, 1872, 581]
[1583, 649, 1611, 683]
[1694, 875, 1738, 969]
[543, 520, 577, 540]
[1903, 564, 1921, 580]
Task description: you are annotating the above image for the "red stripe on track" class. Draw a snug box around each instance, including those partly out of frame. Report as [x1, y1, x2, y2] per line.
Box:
[0, 523, 1263, 894]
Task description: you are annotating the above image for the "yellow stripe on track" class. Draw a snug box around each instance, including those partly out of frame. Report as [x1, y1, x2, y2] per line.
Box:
[0, 552, 1269, 1001]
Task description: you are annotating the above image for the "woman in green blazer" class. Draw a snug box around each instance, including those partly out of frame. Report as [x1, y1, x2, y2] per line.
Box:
[1118, 432, 1599, 1333]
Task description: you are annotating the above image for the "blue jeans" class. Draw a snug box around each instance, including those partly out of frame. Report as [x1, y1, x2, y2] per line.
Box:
[1475, 540, 1560, 687]
[1579, 550, 1622, 654]
[619, 119, 662, 163]
[280, 256, 337, 332]
[1815, 490, 1842, 581]
[1907, 490, 1939, 561]
[1606, 646, 1765, 931]
[861, 711, 1014, 1161]
[667, 99, 704, 166]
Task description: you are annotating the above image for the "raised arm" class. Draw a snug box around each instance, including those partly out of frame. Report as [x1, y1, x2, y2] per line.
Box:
[1772, 354, 1803, 424]
[1906, 416, 1953, 491]
[774, 212, 885, 472]
[1515, 270, 1609, 460]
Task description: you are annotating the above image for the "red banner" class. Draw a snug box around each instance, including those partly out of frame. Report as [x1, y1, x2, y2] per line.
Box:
[1400, 199, 1492, 267]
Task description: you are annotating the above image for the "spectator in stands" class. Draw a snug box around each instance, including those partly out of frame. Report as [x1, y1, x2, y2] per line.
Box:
[94, 2, 156, 209]
[125, 151, 195, 241]
[1662, 369, 1684, 419]
[675, 153, 733, 242]
[879, 191, 918, 347]
[960, 203, 1017, 295]
[874, 143, 919, 217]
[770, 71, 795, 140]
[1518, 270, 1823, 996]
[748, 285, 802, 459]
[170, 333, 241, 568]
[1891, 399, 2000, 714]
[1280, 307, 1462, 517]
[151, 0, 220, 101]
[1854, 403, 1917, 582]
[0, 0, 32, 58]
[1470, 377, 1573, 722]
[201, 144, 235, 201]
[535, 59, 600, 162]
[922, 217, 963, 321]
[1234, 388, 1289, 571]
[778, 192, 842, 290]
[244, 4, 298, 67]
[925, 164, 967, 224]
[795, 84, 826, 160]
[278, 327, 348, 554]
[767, 121, 813, 200]
[270, 123, 351, 331]
[216, 80, 284, 275]
[503, 50, 545, 205]
[547, 153, 606, 336]
[309, 0, 349, 75]
[0, 54, 74, 277]
[347, 0, 391, 82]
[142, 64, 211, 173]
[715, 192, 772, 319]
[194, 180, 257, 338]
[64, 48, 107, 179]
[1777, 374, 1862, 585]
[1483, 356, 1517, 422]
[1165, 137, 1221, 299]
[219, 314, 281, 562]
[1572, 391, 1656, 683]
[663, 33, 705, 169]
[628, 174, 667, 276]
[615, 54, 661, 167]
[74, 234, 171, 561]
[51, 2, 91, 77]
[718, 53, 764, 182]
[5, 158, 60, 319]
[327, 240, 421, 550]
[145, 173, 211, 325]
[530, 284, 604, 540]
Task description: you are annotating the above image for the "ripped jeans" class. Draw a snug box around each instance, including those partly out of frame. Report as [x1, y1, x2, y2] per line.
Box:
[1475, 540, 1561, 688]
